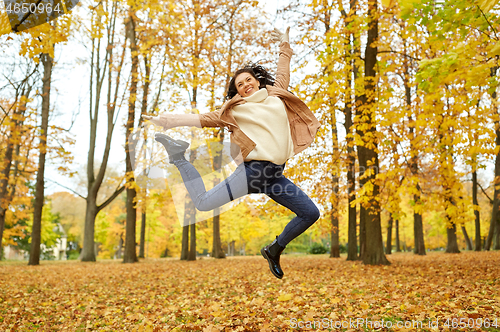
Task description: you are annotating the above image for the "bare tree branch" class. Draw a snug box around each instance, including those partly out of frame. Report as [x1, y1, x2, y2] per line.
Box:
[46, 178, 86, 200]
[97, 185, 125, 212]
[477, 181, 493, 204]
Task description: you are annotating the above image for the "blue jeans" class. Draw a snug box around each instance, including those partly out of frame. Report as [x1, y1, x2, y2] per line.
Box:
[172, 159, 320, 247]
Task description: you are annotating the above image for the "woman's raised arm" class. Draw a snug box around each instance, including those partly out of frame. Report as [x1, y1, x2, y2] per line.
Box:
[271, 27, 293, 90]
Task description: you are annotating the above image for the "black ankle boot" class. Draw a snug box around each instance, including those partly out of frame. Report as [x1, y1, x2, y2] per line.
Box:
[154, 133, 189, 164]
[261, 236, 286, 279]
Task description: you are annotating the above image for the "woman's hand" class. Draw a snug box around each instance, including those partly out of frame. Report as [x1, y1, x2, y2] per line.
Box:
[143, 115, 163, 127]
[271, 27, 290, 44]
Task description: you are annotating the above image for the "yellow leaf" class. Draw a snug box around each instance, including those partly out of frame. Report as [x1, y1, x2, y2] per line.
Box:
[491, 43, 500, 56]
[277, 294, 293, 302]
[252, 298, 264, 306]
[478, 0, 498, 13]
[211, 310, 223, 317]
[0, 11, 11, 36]
[382, 0, 393, 7]
[360, 302, 370, 310]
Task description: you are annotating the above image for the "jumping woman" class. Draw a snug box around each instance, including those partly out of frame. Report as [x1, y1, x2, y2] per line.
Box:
[143, 27, 321, 279]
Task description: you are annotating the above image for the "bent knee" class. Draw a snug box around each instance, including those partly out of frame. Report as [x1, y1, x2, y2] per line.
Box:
[194, 197, 214, 212]
[309, 205, 320, 222]
[194, 201, 212, 212]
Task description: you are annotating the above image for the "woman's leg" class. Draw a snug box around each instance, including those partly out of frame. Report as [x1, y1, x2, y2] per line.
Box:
[264, 176, 320, 247]
[171, 159, 249, 211]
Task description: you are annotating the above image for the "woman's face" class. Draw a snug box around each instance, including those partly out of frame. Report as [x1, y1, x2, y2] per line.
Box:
[235, 72, 260, 97]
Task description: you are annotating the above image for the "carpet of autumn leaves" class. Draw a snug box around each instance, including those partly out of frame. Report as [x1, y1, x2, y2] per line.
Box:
[1, 252, 500, 332]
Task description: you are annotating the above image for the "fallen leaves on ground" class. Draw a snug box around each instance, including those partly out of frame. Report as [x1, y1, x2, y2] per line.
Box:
[1, 252, 499, 331]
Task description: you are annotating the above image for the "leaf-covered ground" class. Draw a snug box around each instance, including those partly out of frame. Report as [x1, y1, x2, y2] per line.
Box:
[1, 252, 500, 331]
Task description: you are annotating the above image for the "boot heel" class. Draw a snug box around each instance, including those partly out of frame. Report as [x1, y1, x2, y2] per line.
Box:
[261, 239, 285, 279]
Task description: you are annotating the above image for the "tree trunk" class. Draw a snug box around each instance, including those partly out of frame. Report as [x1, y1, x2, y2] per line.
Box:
[82, 6, 126, 261]
[211, 129, 226, 259]
[123, 12, 139, 264]
[81, 197, 98, 261]
[84, 190, 126, 261]
[359, 208, 366, 260]
[187, 222, 196, 261]
[413, 208, 426, 255]
[439, 92, 460, 255]
[180, 191, 191, 260]
[29, 53, 53, 266]
[330, 209, 340, 258]
[445, 223, 460, 253]
[228, 240, 235, 256]
[123, 187, 138, 263]
[486, 70, 499, 250]
[386, 215, 393, 254]
[0, 209, 6, 260]
[472, 170, 481, 251]
[137, 35, 151, 261]
[330, 102, 340, 258]
[401, 22, 426, 256]
[183, 146, 197, 261]
[345, 0, 358, 262]
[357, 0, 389, 265]
[461, 226, 473, 250]
[485, 198, 499, 251]
[346, 158, 357, 261]
[181, 151, 197, 261]
[116, 235, 123, 259]
[183, 91, 198, 261]
[180, 222, 189, 260]
[494, 218, 500, 250]
[445, 207, 461, 253]
[346, 163, 357, 261]
[139, 211, 146, 258]
[320, 4, 340, 259]
[409, 112, 425, 256]
[363, 204, 389, 264]
[444, 188, 460, 253]
[212, 213, 225, 258]
[395, 219, 401, 252]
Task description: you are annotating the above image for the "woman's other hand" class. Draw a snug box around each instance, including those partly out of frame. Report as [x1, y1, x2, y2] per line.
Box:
[271, 27, 290, 44]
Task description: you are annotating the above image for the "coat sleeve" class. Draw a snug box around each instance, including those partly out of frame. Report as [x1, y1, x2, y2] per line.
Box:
[274, 42, 293, 90]
[199, 109, 225, 128]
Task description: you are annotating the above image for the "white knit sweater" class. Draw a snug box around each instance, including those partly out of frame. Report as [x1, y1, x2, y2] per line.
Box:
[232, 88, 294, 164]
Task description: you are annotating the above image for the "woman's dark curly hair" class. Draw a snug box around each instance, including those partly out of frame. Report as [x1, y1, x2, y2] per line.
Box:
[225, 63, 275, 100]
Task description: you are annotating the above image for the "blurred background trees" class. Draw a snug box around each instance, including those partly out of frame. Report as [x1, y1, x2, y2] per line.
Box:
[1, 0, 500, 264]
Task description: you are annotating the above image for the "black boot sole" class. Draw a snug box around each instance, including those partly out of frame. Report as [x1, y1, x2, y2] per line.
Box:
[154, 133, 189, 157]
[154, 133, 189, 149]
[261, 248, 283, 279]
